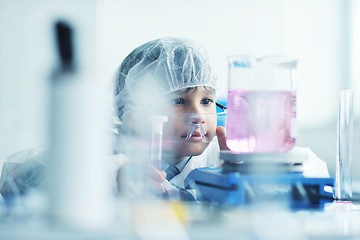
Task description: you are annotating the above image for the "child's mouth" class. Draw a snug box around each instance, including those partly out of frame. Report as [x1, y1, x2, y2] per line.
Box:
[183, 124, 207, 142]
[187, 135, 206, 141]
[182, 133, 206, 141]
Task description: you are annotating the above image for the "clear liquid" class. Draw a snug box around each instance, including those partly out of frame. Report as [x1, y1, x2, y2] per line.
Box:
[226, 90, 296, 153]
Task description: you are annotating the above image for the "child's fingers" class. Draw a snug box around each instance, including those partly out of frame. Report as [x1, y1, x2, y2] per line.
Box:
[148, 178, 166, 194]
[115, 163, 166, 196]
[216, 126, 228, 150]
[149, 165, 167, 182]
[161, 170, 166, 179]
[147, 167, 166, 194]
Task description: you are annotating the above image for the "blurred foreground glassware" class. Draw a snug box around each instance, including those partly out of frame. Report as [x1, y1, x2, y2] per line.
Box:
[118, 112, 165, 201]
[150, 115, 168, 170]
[48, 21, 113, 230]
[226, 56, 298, 153]
[335, 89, 353, 200]
[161, 112, 226, 144]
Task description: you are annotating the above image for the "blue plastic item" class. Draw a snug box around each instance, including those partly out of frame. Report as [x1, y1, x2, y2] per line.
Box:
[185, 167, 334, 209]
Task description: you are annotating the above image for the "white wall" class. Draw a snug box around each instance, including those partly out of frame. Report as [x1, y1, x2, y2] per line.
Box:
[98, 0, 345, 125]
[97, 0, 351, 176]
[0, 0, 97, 170]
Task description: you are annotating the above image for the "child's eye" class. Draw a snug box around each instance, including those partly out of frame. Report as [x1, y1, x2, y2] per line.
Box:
[171, 98, 185, 105]
[201, 98, 214, 105]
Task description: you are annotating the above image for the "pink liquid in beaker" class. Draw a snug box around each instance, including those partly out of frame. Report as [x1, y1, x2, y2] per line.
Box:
[226, 90, 296, 153]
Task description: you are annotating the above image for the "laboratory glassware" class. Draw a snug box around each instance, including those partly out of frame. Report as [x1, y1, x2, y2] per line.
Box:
[149, 115, 168, 170]
[48, 21, 113, 229]
[335, 89, 353, 200]
[160, 112, 226, 143]
[226, 56, 298, 153]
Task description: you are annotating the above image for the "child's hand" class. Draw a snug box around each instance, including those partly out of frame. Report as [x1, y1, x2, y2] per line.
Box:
[216, 126, 228, 150]
[116, 162, 167, 196]
[148, 164, 167, 194]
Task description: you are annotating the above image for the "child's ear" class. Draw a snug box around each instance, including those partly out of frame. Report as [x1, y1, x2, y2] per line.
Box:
[122, 110, 133, 129]
[123, 110, 141, 133]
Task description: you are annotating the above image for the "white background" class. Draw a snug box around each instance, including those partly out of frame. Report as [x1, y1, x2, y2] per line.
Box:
[1, 0, 360, 177]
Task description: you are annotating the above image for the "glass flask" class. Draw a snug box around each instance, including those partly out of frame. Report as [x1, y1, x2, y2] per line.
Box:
[226, 56, 298, 153]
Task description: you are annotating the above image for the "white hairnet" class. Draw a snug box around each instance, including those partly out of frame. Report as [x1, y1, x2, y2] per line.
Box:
[113, 38, 219, 120]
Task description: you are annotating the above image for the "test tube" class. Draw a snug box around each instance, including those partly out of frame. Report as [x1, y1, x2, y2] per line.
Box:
[149, 115, 168, 170]
[335, 89, 353, 200]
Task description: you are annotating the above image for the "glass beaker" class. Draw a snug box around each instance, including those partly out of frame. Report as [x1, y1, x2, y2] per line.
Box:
[226, 56, 298, 153]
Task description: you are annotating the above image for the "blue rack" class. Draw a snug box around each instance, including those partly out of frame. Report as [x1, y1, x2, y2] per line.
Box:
[185, 167, 334, 209]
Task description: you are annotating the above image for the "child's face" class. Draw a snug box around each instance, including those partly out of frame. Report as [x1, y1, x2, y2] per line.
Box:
[159, 87, 217, 160]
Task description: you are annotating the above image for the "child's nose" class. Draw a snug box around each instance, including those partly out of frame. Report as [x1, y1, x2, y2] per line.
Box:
[188, 114, 205, 125]
[188, 103, 203, 114]
[186, 104, 206, 124]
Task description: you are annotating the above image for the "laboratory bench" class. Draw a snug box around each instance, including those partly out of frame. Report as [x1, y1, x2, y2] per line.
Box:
[1, 195, 360, 240]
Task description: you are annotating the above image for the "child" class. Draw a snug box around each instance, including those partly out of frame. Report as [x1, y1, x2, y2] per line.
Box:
[112, 37, 330, 201]
[112, 37, 226, 198]
[0, 38, 329, 202]
[0, 37, 226, 201]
